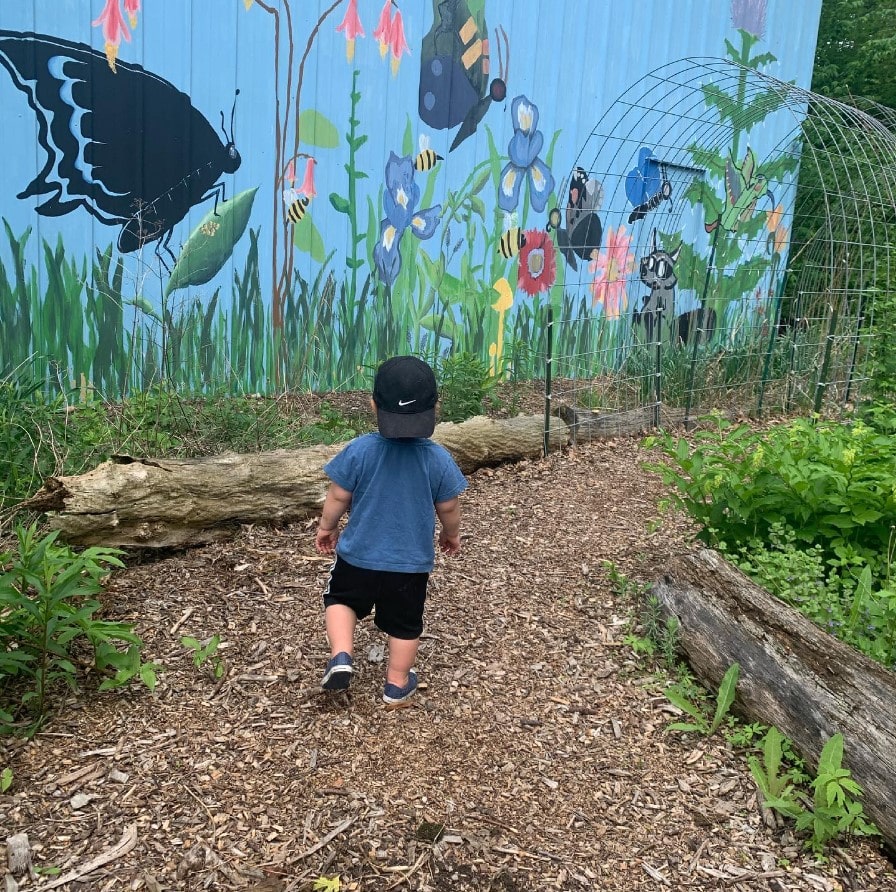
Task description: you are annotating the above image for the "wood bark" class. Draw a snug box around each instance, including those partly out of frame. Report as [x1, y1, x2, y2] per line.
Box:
[653, 549, 896, 852]
[21, 414, 570, 549]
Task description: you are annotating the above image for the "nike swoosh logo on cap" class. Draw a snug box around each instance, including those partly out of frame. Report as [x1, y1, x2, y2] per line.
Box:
[398, 399, 416, 406]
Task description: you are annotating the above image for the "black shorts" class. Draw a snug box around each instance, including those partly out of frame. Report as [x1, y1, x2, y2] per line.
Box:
[323, 555, 429, 640]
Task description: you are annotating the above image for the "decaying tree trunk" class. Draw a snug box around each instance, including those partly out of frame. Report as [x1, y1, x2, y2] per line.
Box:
[20, 414, 570, 549]
[653, 549, 896, 852]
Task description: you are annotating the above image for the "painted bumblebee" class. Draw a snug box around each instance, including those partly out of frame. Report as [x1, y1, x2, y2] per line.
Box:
[414, 135, 443, 172]
[498, 226, 525, 259]
[282, 189, 310, 225]
[419, 0, 509, 152]
[546, 167, 603, 272]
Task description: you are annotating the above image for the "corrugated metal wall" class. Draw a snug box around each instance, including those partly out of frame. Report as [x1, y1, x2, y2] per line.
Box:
[0, 0, 823, 398]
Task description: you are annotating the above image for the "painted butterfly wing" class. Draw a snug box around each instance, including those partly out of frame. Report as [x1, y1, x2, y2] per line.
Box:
[0, 30, 238, 250]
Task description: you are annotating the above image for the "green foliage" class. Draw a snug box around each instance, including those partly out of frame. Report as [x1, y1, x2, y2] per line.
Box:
[181, 634, 224, 679]
[646, 411, 896, 667]
[0, 524, 154, 731]
[664, 663, 740, 737]
[1, 766, 12, 792]
[437, 352, 497, 423]
[645, 413, 896, 567]
[750, 728, 879, 853]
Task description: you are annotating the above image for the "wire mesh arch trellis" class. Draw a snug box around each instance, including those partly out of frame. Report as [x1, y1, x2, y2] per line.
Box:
[538, 56, 896, 449]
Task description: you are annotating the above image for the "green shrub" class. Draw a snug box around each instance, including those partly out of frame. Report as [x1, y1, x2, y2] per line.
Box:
[0, 524, 156, 732]
[437, 352, 497, 423]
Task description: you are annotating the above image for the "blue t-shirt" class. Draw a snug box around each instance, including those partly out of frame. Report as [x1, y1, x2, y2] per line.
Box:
[322, 433, 468, 573]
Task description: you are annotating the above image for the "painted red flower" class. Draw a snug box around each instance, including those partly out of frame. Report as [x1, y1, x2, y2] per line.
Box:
[389, 9, 410, 76]
[373, 0, 392, 58]
[336, 0, 365, 63]
[92, 0, 131, 71]
[517, 229, 556, 296]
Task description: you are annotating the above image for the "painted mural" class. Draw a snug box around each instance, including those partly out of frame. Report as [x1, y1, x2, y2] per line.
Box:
[0, 0, 822, 397]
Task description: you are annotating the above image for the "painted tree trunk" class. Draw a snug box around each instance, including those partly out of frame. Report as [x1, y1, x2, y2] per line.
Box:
[653, 549, 896, 853]
[21, 415, 569, 549]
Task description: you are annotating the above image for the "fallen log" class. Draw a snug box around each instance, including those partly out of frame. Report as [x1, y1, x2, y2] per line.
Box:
[653, 549, 896, 853]
[20, 414, 569, 549]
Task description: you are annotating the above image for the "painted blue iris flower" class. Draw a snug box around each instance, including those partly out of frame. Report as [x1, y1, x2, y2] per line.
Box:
[373, 152, 441, 286]
[498, 95, 555, 214]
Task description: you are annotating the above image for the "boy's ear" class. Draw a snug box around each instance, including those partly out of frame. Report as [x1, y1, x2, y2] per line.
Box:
[369, 397, 377, 413]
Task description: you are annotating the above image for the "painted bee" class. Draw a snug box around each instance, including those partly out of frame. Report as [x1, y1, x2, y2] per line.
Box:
[282, 188, 310, 225]
[498, 226, 525, 259]
[414, 135, 443, 172]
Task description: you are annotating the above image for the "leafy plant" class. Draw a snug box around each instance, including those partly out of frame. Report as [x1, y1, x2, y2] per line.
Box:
[750, 728, 878, 853]
[437, 352, 497, 423]
[665, 662, 740, 736]
[0, 524, 153, 730]
[312, 877, 341, 892]
[181, 634, 225, 679]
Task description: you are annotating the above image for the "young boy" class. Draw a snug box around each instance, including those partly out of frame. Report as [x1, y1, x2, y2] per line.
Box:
[314, 356, 467, 705]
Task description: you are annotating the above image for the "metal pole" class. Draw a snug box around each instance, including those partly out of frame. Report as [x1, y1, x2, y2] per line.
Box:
[757, 267, 787, 417]
[844, 291, 865, 407]
[543, 304, 554, 456]
[684, 225, 719, 430]
[785, 290, 803, 413]
[814, 295, 841, 415]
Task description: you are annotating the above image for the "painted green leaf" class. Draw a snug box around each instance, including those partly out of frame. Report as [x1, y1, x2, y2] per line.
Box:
[346, 258, 364, 270]
[165, 188, 258, 296]
[293, 212, 326, 263]
[299, 109, 339, 148]
[419, 313, 458, 342]
[330, 193, 351, 215]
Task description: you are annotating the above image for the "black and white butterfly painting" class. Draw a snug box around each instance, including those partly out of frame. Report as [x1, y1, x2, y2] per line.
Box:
[0, 30, 241, 261]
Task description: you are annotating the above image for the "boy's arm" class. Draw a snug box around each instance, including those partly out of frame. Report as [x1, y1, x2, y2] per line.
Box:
[315, 482, 353, 554]
[435, 497, 462, 555]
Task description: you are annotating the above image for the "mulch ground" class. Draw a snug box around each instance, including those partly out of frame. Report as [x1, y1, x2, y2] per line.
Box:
[2, 427, 895, 890]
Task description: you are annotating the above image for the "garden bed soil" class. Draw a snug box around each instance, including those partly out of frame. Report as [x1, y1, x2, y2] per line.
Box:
[1, 420, 895, 890]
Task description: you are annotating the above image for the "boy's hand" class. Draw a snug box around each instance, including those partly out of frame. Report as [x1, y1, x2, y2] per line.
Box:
[316, 526, 339, 554]
[439, 530, 461, 555]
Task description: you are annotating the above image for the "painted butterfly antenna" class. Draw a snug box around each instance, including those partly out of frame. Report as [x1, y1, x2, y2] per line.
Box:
[230, 89, 240, 142]
[497, 25, 509, 85]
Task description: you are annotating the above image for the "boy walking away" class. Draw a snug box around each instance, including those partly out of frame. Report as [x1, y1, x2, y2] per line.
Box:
[314, 356, 467, 705]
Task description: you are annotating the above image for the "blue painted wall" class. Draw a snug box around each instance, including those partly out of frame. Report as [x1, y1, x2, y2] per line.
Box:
[0, 0, 822, 394]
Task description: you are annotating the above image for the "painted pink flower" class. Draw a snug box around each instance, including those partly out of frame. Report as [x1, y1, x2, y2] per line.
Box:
[285, 160, 296, 186]
[517, 230, 556, 296]
[336, 0, 365, 63]
[590, 226, 634, 318]
[298, 158, 317, 198]
[124, 0, 140, 29]
[373, 0, 393, 58]
[389, 9, 410, 76]
[92, 0, 131, 71]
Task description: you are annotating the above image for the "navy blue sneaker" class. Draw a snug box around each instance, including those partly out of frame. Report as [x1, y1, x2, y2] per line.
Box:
[321, 652, 354, 691]
[382, 669, 418, 705]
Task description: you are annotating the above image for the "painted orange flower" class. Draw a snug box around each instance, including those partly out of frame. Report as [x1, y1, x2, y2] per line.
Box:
[336, 0, 365, 63]
[373, 0, 392, 58]
[590, 225, 634, 318]
[92, 0, 131, 71]
[766, 203, 789, 255]
[517, 229, 556, 296]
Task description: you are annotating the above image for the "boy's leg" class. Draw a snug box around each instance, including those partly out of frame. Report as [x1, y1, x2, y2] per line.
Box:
[326, 604, 357, 656]
[386, 636, 419, 688]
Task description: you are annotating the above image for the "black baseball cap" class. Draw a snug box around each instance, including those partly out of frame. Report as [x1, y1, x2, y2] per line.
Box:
[373, 356, 438, 439]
